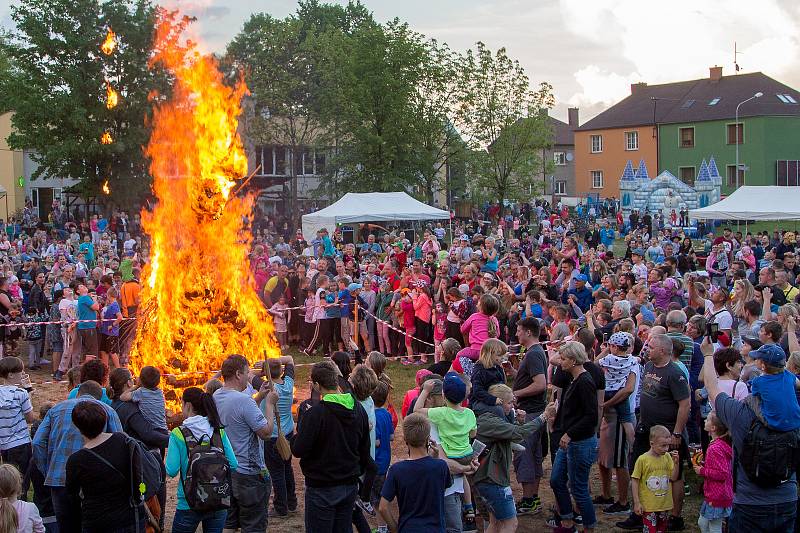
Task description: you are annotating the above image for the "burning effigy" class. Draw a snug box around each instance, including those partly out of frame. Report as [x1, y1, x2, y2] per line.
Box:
[129, 11, 280, 411]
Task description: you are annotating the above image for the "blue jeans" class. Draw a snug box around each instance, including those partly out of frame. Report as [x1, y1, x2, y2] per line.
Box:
[171, 509, 227, 533]
[729, 502, 795, 532]
[264, 433, 297, 514]
[549, 436, 598, 529]
[304, 484, 358, 533]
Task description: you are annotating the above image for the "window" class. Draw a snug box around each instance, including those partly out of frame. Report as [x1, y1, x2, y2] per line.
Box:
[315, 151, 327, 175]
[591, 170, 604, 189]
[554, 181, 566, 195]
[680, 99, 695, 108]
[590, 135, 603, 153]
[777, 94, 798, 104]
[274, 146, 287, 175]
[625, 131, 639, 151]
[553, 152, 566, 166]
[726, 165, 745, 187]
[708, 97, 721, 106]
[679, 166, 696, 186]
[777, 160, 800, 186]
[30, 189, 38, 209]
[727, 123, 744, 145]
[679, 127, 695, 148]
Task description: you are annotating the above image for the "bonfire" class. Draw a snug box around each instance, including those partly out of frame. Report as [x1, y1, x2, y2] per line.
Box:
[129, 11, 280, 411]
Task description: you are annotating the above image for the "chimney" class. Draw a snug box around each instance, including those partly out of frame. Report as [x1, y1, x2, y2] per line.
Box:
[630, 82, 648, 94]
[709, 66, 723, 81]
[568, 107, 579, 128]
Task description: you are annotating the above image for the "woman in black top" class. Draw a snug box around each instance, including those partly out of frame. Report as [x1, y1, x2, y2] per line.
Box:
[548, 341, 599, 532]
[65, 401, 144, 533]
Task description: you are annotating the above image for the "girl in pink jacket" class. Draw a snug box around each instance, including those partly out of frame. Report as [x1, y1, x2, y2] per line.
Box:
[457, 294, 500, 361]
[693, 412, 733, 532]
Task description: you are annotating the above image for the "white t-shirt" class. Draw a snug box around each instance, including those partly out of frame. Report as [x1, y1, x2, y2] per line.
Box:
[704, 300, 733, 331]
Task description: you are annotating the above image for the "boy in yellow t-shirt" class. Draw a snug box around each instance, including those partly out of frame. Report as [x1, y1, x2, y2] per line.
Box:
[631, 425, 680, 533]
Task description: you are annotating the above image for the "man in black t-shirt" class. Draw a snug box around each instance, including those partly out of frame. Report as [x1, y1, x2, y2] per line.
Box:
[512, 318, 548, 514]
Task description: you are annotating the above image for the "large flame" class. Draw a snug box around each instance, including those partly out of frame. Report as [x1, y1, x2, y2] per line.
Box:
[101, 28, 117, 56]
[130, 11, 280, 410]
[106, 81, 119, 109]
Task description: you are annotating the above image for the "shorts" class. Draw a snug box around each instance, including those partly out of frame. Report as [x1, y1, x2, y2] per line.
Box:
[49, 337, 64, 353]
[604, 389, 633, 423]
[451, 452, 474, 466]
[475, 482, 516, 521]
[99, 333, 119, 354]
[599, 411, 631, 470]
[77, 328, 99, 356]
[643, 510, 669, 533]
[225, 471, 270, 531]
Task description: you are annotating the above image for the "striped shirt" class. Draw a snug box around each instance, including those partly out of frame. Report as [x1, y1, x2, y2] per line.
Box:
[0, 386, 32, 451]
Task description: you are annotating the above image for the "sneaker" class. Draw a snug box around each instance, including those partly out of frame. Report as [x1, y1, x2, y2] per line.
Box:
[603, 501, 631, 515]
[53, 371, 64, 381]
[545, 512, 582, 528]
[515, 497, 542, 515]
[551, 527, 577, 533]
[412, 359, 423, 365]
[401, 358, 413, 366]
[615, 514, 643, 530]
[268, 510, 288, 518]
[39, 359, 50, 365]
[355, 497, 376, 517]
[667, 515, 685, 531]
[591, 495, 614, 506]
[462, 517, 477, 533]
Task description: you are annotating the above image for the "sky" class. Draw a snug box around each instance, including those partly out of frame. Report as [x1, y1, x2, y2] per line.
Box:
[2, 0, 800, 123]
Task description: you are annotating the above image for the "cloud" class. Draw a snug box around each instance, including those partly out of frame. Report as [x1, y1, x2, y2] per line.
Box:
[560, 0, 800, 116]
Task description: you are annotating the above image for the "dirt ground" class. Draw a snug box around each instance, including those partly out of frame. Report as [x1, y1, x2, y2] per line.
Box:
[26, 357, 701, 532]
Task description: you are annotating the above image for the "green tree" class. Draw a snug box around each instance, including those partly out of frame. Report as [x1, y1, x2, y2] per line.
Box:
[458, 42, 554, 211]
[1, 0, 167, 210]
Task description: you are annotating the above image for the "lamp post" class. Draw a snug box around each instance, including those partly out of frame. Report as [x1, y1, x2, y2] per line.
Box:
[735, 92, 763, 188]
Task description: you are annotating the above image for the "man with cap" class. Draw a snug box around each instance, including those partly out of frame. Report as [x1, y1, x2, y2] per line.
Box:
[702, 341, 800, 532]
[565, 274, 593, 315]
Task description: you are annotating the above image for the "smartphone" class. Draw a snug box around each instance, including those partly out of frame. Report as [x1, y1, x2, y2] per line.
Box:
[706, 322, 719, 342]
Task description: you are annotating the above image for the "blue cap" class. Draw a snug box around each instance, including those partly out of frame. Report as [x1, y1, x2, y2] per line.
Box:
[632, 249, 645, 256]
[347, 282, 363, 292]
[640, 306, 656, 323]
[574, 273, 588, 282]
[442, 372, 467, 404]
[751, 344, 786, 367]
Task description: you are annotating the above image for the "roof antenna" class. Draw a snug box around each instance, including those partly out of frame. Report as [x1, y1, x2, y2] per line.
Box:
[734, 41, 741, 73]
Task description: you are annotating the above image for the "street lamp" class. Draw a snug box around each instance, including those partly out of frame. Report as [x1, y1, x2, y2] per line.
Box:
[735, 91, 763, 188]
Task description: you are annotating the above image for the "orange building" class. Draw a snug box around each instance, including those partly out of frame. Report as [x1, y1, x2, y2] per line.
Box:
[574, 80, 694, 198]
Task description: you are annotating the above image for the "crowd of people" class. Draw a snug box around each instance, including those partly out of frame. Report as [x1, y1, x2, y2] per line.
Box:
[0, 198, 799, 533]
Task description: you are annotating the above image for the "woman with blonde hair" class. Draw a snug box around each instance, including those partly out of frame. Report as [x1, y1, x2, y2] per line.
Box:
[730, 279, 755, 320]
[0, 462, 44, 533]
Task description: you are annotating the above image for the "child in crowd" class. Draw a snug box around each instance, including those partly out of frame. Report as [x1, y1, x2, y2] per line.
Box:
[401, 369, 432, 418]
[204, 378, 223, 395]
[433, 301, 448, 362]
[632, 425, 680, 533]
[400, 289, 417, 363]
[98, 288, 122, 369]
[372, 382, 394, 531]
[378, 414, 452, 532]
[412, 287, 433, 364]
[693, 412, 733, 533]
[350, 365, 380, 516]
[121, 365, 167, 431]
[29, 403, 54, 532]
[0, 463, 44, 533]
[412, 372, 477, 524]
[445, 287, 467, 347]
[598, 332, 636, 423]
[458, 293, 499, 360]
[262, 355, 297, 517]
[23, 306, 45, 370]
[670, 338, 690, 381]
[467, 338, 508, 414]
[366, 351, 398, 428]
[268, 294, 290, 350]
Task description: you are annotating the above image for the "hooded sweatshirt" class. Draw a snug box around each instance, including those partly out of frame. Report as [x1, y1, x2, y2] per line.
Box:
[698, 437, 733, 509]
[164, 415, 239, 510]
[291, 393, 371, 488]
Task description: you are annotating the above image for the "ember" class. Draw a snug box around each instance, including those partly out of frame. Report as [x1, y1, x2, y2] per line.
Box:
[100, 131, 113, 144]
[101, 28, 117, 56]
[105, 81, 119, 109]
[129, 11, 280, 412]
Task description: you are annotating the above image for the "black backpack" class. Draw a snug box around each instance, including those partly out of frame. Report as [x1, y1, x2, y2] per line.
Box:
[738, 418, 800, 488]
[179, 427, 232, 513]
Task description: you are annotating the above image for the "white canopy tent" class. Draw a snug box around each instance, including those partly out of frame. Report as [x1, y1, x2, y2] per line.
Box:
[301, 192, 451, 239]
[689, 186, 800, 221]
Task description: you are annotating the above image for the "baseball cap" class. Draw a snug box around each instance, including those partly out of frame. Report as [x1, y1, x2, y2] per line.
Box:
[460, 235, 469, 241]
[347, 282, 362, 292]
[608, 332, 631, 348]
[750, 343, 786, 367]
[574, 273, 588, 282]
[632, 249, 645, 256]
[741, 336, 763, 350]
[442, 372, 467, 404]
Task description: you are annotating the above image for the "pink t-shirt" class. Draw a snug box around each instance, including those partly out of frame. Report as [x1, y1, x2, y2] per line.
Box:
[460, 312, 500, 351]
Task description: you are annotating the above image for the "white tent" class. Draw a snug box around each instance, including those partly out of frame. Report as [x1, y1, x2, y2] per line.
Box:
[301, 192, 451, 239]
[689, 186, 800, 221]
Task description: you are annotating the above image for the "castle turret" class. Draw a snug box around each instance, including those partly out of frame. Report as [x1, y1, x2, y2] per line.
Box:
[619, 160, 637, 214]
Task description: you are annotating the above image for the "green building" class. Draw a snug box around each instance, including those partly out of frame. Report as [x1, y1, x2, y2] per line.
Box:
[655, 69, 800, 194]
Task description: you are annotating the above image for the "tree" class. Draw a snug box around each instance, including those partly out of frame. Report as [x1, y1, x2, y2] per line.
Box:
[0, 0, 168, 210]
[458, 42, 554, 211]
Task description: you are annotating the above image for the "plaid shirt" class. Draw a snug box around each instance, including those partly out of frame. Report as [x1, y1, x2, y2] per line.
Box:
[32, 397, 122, 487]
